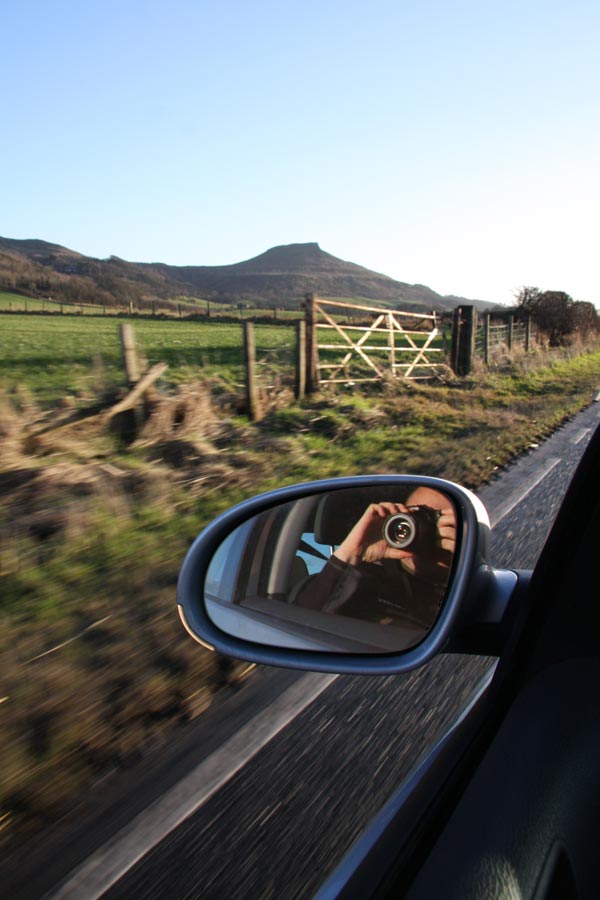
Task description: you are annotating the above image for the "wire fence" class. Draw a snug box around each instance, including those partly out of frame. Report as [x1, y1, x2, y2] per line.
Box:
[0, 314, 299, 407]
[474, 313, 539, 366]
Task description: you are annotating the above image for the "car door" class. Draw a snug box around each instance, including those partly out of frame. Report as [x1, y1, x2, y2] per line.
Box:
[402, 417, 600, 900]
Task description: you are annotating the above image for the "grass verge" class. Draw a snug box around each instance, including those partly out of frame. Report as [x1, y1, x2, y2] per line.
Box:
[1, 347, 599, 847]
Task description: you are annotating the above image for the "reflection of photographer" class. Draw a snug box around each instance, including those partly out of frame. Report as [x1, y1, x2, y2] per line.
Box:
[337, 487, 456, 577]
[295, 487, 456, 628]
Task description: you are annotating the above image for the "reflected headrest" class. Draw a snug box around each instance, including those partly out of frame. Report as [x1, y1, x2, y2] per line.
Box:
[313, 487, 408, 546]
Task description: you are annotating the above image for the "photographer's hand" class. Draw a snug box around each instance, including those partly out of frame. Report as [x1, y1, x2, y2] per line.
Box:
[334, 502, 415, 567]
[437, 508, 457, 555]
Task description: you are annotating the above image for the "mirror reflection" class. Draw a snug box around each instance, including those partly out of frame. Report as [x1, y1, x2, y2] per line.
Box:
[204, 484, 458, 654]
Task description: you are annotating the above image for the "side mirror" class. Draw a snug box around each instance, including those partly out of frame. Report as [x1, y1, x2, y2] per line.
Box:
[177, 476, 515, 674]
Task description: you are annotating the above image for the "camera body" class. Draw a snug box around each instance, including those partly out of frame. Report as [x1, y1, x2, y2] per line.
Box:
[382, 505, 441, 554]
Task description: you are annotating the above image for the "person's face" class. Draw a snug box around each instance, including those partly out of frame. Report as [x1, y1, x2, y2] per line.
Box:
[401, 486, 456, 578]
[405, 486, 450, 512]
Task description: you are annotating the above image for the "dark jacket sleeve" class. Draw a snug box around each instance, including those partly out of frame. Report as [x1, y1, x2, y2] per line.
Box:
[293, 556, 447, 627]
[293, 556, 364, 613]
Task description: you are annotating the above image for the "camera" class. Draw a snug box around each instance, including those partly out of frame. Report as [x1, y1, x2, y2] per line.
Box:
[382, 506, 441, 554]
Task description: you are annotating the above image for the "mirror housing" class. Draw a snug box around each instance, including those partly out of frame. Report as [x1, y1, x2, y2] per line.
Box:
[177, 476, 516, 674]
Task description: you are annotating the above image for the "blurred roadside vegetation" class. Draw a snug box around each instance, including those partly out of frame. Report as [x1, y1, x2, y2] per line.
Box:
[1, 312, 600, 850]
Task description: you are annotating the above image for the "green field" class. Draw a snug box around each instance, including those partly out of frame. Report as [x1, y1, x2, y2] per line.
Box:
[0, 310, 448, 406]
[0, 313, 297, 406]
[0, 291, 305, 318]
[0, 291, 58, 311]
[0, 291, 214, 316]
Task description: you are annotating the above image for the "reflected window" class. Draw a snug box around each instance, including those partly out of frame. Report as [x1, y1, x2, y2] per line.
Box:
[204, 520, 254, 602]
[203, 484, 459, 655]
[296, 532, 331, 575]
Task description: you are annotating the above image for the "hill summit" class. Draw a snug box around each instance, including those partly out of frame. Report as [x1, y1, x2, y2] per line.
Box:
[221, 242, 379, 275]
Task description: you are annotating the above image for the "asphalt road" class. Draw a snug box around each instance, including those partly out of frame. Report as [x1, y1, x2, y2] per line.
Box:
[14, 401, 600, 900]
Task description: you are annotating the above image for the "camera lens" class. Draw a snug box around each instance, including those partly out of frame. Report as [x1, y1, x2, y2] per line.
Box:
[383, 513, 416, 549]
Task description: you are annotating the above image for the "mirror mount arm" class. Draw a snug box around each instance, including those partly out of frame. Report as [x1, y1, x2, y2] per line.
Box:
[446, 567, 530, 657]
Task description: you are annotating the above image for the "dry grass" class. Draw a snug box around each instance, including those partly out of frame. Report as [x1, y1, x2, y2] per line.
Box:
[1, 346, 600, 846]
[0, 389, 242, 843]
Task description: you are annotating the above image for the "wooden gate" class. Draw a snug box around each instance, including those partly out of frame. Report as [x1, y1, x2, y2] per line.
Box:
[304, 295, 447, 388]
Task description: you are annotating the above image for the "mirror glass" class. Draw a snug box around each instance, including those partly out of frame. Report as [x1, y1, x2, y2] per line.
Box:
[204, 484, 459, 654]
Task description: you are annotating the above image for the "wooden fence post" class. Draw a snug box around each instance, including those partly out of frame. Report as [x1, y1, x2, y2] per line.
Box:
[243, 321, 262, 422]
[507, 314, 514, 351]
[483, 312, 490, 366]
[451, 305, 477, 375]
[525, 316, 532, 352]
[304, 293, 319, 393]
[295, 320, 306, 400]
[450, 307, 462, 374]
[120, 323, 140, 387]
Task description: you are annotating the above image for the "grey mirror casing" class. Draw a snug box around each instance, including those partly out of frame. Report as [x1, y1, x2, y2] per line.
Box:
[177, 475, 518, 675]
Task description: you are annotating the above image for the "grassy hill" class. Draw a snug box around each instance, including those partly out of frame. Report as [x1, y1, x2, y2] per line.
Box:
[148, 242, 467, 310]
[0, 236, 493, 313]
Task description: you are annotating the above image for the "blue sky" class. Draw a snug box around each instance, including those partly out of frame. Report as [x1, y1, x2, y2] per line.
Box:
[3, 0, 599, 304]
